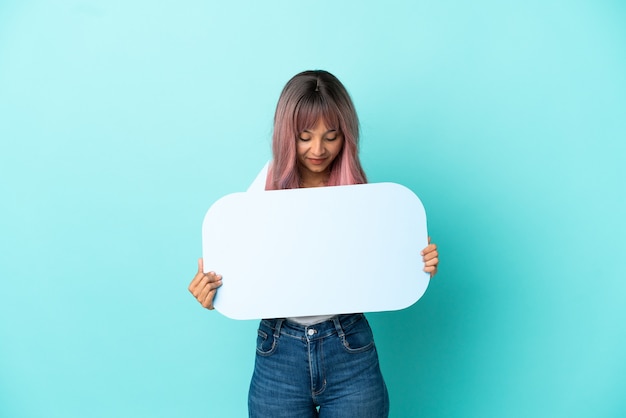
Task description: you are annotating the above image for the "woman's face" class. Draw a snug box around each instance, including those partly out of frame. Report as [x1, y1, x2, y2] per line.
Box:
[296, 119, 344, 183]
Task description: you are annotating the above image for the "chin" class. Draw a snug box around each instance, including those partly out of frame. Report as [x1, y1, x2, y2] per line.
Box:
[308, 165, 329, 173]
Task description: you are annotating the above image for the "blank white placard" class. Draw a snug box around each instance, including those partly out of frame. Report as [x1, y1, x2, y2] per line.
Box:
[202, 182, 430, 320]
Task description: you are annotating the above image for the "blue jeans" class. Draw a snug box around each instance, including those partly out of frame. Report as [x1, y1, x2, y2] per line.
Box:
[248, 313, 389, 417]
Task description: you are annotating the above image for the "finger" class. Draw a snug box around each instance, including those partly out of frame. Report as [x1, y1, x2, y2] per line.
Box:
[201, 289, 217, 309]
[424, 265, 437, 273]
[199, 280, 222, 309]
[204, 271, 222, 285]
[197, 281, 214, 302]
[424, 257, 439, 267]
[206, 274, 223, 309]
[188, 259, 207, 292]
[423, 250, 439, 262]
[188, 271, 207, 293]
[197, 273, 222, 299]
[189, 274, 206, 295]
[424, 249, 439, 277]
[420, 243, 437, 256]
[190, 269, 220, 292]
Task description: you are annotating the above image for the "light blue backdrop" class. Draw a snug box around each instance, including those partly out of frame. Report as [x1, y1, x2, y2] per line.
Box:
[1, 1, 625, 417]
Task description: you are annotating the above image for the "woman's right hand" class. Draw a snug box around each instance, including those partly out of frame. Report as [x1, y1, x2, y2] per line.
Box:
[188, 258, 223, 310]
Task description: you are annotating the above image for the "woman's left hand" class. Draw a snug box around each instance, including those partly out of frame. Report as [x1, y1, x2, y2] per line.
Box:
[421, 237, 439, 278]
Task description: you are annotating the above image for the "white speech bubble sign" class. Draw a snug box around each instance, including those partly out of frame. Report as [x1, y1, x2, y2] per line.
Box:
[202, 168, 430, 320]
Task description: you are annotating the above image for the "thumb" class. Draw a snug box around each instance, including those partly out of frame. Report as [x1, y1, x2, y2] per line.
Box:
[197, 258, 204, 274]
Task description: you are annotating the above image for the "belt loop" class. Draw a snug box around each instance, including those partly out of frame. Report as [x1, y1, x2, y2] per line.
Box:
[273, 319, 284, 338]
[332, 316, 345, 339]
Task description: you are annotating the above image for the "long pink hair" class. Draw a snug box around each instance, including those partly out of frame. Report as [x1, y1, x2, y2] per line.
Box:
[265, 70, 367, 190]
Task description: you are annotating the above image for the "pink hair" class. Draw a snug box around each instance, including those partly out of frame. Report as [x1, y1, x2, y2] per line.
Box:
[265, 70, 367, 190]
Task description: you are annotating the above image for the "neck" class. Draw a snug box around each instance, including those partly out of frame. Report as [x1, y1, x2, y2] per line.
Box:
[299, 169, 330, 188]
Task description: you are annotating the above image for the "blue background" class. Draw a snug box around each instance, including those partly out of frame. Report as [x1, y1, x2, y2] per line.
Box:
[1, 1, 625, 417]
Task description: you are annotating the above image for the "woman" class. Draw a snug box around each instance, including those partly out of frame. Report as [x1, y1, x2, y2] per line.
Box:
[189, 70, 439, 417]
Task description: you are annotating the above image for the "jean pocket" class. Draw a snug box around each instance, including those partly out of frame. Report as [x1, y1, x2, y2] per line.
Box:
[256, 328, 278, 356]
[341, 316, 375, 354]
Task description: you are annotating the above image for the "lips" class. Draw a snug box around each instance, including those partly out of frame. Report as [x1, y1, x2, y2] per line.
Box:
[308, 158, 326, 165]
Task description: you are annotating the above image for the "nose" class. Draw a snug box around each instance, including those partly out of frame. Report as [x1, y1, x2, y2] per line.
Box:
[311, 138, 325, 156]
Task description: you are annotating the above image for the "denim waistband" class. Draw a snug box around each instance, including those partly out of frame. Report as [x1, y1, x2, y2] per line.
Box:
[260, 313, 364, 341]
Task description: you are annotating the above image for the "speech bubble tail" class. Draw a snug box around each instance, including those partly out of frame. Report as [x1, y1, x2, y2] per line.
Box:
[247, 161, 269, 192]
